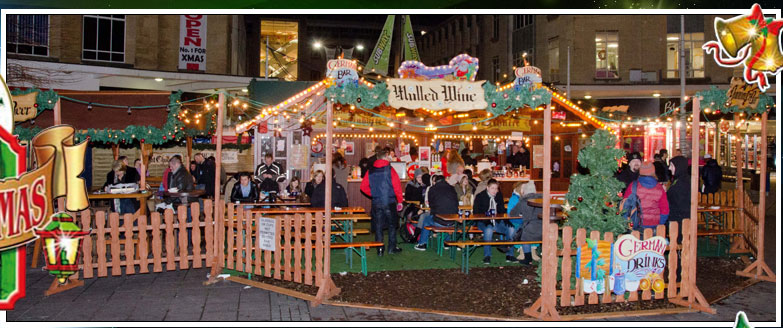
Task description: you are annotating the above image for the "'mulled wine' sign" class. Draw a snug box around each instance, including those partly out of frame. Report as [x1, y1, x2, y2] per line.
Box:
[386, 79, 487, 112]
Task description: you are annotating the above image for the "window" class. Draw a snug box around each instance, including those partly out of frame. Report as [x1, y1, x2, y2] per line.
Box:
[595, 31, 619, 79]
[82, 15, 125, 62]
[6, 15, 49, 56]
[548, 38, 560, 82]
[492, 15, 500, 40]
[514, 15, 534, 30]
[260, 20, 298, 80]
[492, 56, 500, 82]
[666, 32, 705, 78]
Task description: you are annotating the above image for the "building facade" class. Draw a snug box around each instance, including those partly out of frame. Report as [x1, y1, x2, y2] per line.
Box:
[419, 15, 514, 84]
[6, 14, 253, 92]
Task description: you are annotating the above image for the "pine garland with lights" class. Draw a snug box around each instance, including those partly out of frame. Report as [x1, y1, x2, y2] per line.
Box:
[324, 82, 389, 109]
[563, 129, 628, 236]
[10, 88, 60, 116]
[483, 83, 552, 116]
[695, 85, 774, 115]
[13, 90, 189, 146]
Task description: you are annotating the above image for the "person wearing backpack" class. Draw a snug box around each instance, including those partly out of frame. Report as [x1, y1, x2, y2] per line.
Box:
[622, 162, 670, 230]
[360, 147, 404, 256]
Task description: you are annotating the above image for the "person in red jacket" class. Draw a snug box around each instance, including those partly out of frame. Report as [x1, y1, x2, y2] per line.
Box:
[360, 147, 404, 256]
[623, 162, 670, 229]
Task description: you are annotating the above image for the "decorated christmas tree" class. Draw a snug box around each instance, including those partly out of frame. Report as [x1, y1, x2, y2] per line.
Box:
[564, 129, 627, 235]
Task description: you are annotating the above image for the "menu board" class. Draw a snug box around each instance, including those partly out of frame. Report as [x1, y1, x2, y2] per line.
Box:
[533, 145, 544, 169]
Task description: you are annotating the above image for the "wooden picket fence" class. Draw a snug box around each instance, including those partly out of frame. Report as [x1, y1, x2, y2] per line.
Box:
[737, 191, 760, 257]
[79, 201, 215, 278]
[698, 190, 754, 255]
[555, 220, 689, 307]
[220, 204, 328, 287]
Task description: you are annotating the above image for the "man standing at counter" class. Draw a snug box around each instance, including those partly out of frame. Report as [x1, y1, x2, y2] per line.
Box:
[506, 144, 530, 169]
[361, 146, 404, 256]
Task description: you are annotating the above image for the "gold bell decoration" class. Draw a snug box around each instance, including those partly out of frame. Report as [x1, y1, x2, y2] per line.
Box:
[703, 4, 783, 91]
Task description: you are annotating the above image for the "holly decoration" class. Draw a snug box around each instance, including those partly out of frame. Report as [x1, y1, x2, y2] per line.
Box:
[564, 129, 627, 236]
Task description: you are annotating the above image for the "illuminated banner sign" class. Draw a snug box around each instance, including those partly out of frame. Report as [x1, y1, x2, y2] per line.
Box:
[179, 15, 208, 71]
[326, 59, 359, 87]
[387, 79, 487, 111]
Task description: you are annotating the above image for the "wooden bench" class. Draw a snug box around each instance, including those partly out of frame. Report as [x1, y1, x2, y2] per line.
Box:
[330, 241, 384, 276]
[697, 229, 744, 256]
[423, 226, 483, 256]
[445, 240, 542, 273]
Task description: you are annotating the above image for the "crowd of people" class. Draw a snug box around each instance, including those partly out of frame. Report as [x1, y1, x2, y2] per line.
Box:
[614, 148, 725, 232]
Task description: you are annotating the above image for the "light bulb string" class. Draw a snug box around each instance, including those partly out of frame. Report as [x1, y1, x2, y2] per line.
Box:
[60, 94, 214, 109]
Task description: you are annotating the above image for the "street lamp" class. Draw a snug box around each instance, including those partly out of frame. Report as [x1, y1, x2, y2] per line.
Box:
[356, 44, 364, 51]
[35, 213, 90, 284]
[313, 41, 322, 49]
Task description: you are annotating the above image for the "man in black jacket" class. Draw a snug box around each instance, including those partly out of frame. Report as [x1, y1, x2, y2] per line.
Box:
[473, 179, 516, 264]
[162, 156, 195, 206]
[666, 156, 690, 231]
[653, 154, 671, 183]
[615, 152, 642, 190]
[310, 174, 349, 208]
[118, 156, 140, 184]
[255, 153, 285, 182]
[701, 155, 722, 194]
[230, 173, 259, 203]
[413, 164, 464, 251]
[193, 153, 215, 198]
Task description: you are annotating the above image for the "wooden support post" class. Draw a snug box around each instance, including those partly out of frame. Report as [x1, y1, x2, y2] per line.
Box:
[314, 101, 341, 306]
[205, 92, 226, 285]
[44, 275, 84, 296]
[524, 100, 560, 320]
[186, 136, 193, 172]
[734, 113, 743, 208]
[737, 110, 775, 282]
[678, 96, 715, 314]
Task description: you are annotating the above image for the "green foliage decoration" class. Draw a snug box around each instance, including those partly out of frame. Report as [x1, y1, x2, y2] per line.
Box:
[564, 129, 628, 236]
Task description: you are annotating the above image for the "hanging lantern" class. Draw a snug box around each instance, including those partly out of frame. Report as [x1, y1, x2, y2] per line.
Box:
[34, 213, 90, 284]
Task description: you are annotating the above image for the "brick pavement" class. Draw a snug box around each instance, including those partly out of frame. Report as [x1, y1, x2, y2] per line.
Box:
[5, 262, 776, 322]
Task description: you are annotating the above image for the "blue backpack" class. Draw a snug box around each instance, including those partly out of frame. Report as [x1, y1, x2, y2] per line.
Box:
[620, 182, 643, 231]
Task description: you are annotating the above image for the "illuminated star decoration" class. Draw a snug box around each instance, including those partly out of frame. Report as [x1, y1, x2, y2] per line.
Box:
[733, 311, 754, 328]
[703, 4, 783, 92]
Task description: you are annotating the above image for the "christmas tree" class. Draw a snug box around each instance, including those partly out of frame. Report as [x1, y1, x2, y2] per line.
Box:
[564, 129, 627, 235]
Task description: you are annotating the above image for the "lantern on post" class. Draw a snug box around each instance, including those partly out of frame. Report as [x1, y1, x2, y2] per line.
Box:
[35, 213, 90, 285]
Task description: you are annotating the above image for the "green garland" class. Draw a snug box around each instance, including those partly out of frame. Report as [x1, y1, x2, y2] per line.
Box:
[14, 90, 188, 146]
[324, 82, 390, 109]
[11, 126, 42, 142]
[10, 88, 60, 118]
[483, 84, 552, 116]
[695, 85, 774, 115]
[325, 80, 553, 123]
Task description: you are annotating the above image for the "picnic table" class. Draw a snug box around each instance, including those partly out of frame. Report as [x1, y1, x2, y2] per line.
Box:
[89, 191, 154, 215]
[697, 204, 739, 255]
[436, 213, 524, 260]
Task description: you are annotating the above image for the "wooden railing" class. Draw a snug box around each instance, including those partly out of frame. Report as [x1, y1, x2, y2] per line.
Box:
[79, 201, 215, 278]
[220, 205, 328, 287]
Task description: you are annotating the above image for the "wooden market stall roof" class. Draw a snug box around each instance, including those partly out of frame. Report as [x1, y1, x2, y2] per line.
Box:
[16, 90, 172, 131]
[235, 78, 610, 135]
